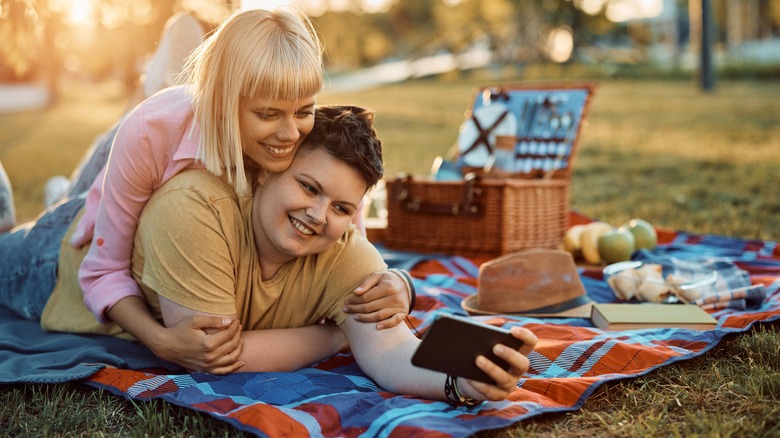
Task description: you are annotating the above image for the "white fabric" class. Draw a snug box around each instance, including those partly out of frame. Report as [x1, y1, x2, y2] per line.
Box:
[142, 13, 205, 98]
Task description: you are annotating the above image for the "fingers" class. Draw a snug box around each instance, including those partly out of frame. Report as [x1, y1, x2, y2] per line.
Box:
[345, 283, 394, 307]
[352, 306, 406, 325]
[189, 315, 234, 331]
[345, 270, 410, 328]
[201, 320, 242, 360]
[375, 312, 406, 330]
[186, 317, 244, 370]
[462, 329, 536, 402]
[345, 297, 406, 323]
[344, 294, 403, 316]
[510, 326, 538, 356]
[162, 316, 245, 373]
[352, 272, 383, 296]
[206, 360, 245, 375]
[345, 281, 405, 311]
[202, 338, 245, 374]
[345, 296, 407, 328]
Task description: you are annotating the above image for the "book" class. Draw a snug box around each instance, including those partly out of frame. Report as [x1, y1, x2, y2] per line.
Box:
[590, 303, 718, 331]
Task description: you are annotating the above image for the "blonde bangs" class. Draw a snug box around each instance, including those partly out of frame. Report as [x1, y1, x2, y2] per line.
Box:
[185, 8, 324, 196]
[240, 12, 324, 101]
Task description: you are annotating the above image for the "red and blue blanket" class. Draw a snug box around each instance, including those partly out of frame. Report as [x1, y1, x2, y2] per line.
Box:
[77, 223, 779, 437]
[0, 215, 777, 436]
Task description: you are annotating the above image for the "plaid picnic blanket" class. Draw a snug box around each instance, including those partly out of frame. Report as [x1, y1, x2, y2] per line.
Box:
[84, 220, 780, 438]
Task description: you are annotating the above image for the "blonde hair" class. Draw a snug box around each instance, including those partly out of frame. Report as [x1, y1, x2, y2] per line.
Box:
[183, 8, 324, 195]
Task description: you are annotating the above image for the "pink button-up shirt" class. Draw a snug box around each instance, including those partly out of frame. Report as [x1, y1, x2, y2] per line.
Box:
[72, 86, 204, 322]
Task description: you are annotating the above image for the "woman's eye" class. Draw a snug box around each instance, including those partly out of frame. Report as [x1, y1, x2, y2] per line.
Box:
[300, 182, 316, 194]
[333, 204, 350, 215]
[296, 110, 314, 118]
[256, 112, 276, 120]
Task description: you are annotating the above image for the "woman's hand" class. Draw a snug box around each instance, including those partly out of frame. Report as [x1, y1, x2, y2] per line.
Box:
[457, 326, 538, 402]
[343, 271, 411, 330]
[153, 315, 245, 374]
[109, 296, 244, 374]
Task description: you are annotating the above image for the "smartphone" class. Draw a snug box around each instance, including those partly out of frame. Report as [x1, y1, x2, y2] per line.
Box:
[411, 314, 523, 384]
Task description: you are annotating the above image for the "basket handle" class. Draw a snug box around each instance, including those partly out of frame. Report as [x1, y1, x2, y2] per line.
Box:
[393, 173, 482, 216]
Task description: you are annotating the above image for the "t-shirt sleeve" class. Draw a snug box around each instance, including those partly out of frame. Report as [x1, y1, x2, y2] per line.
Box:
[321, 231, 388, 325]
[134, 179, 241, 316]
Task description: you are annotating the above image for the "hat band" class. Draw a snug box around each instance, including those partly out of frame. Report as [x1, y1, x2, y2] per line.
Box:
[520, 295, 592, 315]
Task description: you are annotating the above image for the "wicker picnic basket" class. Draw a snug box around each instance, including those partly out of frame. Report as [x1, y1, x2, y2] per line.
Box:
[383, 82, 596, 257]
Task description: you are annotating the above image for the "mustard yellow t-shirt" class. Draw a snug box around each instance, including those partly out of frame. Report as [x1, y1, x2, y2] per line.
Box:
[42, 168, 387, 337]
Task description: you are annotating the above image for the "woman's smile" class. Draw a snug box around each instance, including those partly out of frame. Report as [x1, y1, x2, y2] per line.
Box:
[289, 215, 317, 236]
[262, 142, 296, 157]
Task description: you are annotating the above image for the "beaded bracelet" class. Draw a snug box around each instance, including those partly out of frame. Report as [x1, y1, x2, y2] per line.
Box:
[444, 374, 480, 408]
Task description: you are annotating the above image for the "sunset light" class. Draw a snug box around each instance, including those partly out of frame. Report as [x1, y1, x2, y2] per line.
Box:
[65, 0, 93, 25]
[241, 0, 394, 14]
[241, 0, 293, 11]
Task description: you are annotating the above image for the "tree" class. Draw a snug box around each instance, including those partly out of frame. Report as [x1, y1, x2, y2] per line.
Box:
[0, 0, 44, 79]
[0, 0, 178, 92]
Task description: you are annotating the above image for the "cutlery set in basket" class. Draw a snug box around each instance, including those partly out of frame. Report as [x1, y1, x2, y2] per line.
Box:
[384, 82, 597, 257]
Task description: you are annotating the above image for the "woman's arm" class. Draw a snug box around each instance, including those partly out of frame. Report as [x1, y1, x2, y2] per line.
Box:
[338, 316, 538, 403]
[108, 296, 245, 374]
[344, 270, 414, 330]
[157, 295, 346, 372]
[236, 325, 347, 372]
[77, 110, 158, 321]
[78, 90, 196, 323]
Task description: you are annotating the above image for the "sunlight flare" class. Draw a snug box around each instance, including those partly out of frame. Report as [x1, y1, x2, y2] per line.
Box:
[66, 0, 93, 25]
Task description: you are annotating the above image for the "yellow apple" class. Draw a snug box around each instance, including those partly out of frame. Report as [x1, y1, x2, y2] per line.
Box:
[622, 218, 657, 250]
[563, 224, 587, 258]
[580, 222, 615, 265]
[598, 228, 636, 264]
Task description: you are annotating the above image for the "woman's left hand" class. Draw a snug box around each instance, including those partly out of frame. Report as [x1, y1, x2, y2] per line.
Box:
[343, 271, 410, 330]
[458, 326, 538, 402]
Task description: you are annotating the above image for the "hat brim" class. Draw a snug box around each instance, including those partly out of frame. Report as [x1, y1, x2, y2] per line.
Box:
[461, 294, 594, 319]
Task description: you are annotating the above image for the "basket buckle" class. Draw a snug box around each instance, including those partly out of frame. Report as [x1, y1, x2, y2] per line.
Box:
[393, 172, 482, 217]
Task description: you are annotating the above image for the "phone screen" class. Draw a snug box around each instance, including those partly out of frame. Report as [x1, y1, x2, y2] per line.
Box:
[411, 314, 523, 384]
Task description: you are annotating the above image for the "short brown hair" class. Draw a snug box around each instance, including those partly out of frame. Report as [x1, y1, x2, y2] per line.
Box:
[299, 105, 384, 190]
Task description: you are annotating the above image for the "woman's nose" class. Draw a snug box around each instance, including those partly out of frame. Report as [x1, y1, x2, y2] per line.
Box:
[276, 116, 301, 143]
[305, 201, 328, 226]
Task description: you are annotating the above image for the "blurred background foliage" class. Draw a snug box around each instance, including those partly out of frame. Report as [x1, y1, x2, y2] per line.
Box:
[1, 0, 779, 99]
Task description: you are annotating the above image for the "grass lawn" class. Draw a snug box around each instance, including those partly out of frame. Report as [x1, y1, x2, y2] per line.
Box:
[1, 77, 778, 436]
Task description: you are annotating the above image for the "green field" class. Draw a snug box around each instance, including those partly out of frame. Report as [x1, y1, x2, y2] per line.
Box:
[1, 78, 778, 436]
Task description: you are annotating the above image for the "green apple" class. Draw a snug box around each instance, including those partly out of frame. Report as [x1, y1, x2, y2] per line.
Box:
[622, 218, 657, 250]
[598, 228, 636, 264]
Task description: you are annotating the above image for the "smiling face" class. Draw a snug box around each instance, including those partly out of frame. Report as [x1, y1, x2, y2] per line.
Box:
[252, 147, 369, 279]
[239, 95, 316, 174]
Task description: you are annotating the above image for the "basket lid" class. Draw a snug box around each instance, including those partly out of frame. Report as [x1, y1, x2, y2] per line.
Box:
[457, 82, 596, 177]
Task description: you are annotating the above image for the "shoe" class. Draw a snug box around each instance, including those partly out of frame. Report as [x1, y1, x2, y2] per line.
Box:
[0, 161, 15, 232]
[142, 12, 206, 98]
[44, 175, 71, 208]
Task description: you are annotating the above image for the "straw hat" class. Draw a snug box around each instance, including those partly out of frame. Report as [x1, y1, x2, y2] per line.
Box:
[461, 249, 593, 318]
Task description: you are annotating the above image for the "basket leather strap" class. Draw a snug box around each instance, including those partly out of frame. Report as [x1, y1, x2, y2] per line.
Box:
[394, 173, 482, 216]
[488, 88, 510, 102]
[461, 110, 510, 158]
